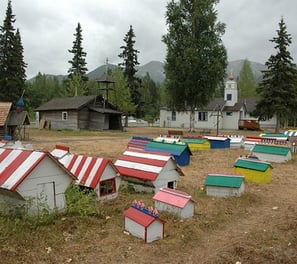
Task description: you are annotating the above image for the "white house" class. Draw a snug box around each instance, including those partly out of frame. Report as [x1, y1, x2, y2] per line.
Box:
[115, 149, 183, 193]
[123, 201, 166, 243]
[0, 148, 75, 216]
[51, 145, 121, 200]
[159, 74, 276, 130]
[153, 187, 196, 218]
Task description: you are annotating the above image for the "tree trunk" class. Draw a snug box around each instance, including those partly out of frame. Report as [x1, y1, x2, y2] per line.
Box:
[189, 110, 195, 132]
[275, 114, 280, 133]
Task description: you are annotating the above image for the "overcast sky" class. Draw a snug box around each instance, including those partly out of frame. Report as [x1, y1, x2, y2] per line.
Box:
[1, 0, 297, 79]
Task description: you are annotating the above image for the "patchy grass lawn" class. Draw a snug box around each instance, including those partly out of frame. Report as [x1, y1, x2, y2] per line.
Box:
[1, 127, 297, 263]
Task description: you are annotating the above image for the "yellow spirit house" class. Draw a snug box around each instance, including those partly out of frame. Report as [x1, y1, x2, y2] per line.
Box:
[233, 157, 272, 184]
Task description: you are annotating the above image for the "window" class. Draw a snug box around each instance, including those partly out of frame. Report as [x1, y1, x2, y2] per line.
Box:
[171, 111, 176, 121]
[167, 181, 175, 189]
[100, 179, 116, 196]
[62, 111, 68, 121]
[226, 94, 232, 101]
[226, 112, 233, 116]
[198, 111, 208, 121]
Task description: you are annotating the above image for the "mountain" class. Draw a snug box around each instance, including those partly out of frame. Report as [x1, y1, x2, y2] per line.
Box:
[136, 60, 165, 84]
[28, 59, 265, 84]
[227, 60, 266, 82]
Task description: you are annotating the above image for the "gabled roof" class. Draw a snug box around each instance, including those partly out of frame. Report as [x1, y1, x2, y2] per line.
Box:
[233, 158, 272, 172]
[252, 144, 291, 156]
[153, 188, 195, 208]
[0, 102, 12, 126]
[199, 97, 258, 114]
[58, 153, 118, 189]
[145, 141, 192, 156]
[35, 95, 98, 111]
[127, 136, 153, 150]
[0, 148, 74, 191]
[205, 173, 245, 188]
[115, 149, 179, 181]
[7, 110, 30, 126]
[124, 206, 165, 227]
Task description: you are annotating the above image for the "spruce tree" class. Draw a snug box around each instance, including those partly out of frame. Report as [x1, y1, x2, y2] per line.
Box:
[162, 0, 227, 131]
[255, 17, 297, 132]
[67, 22, 88, 93]
[0, 0, 26, 104]
[118, 25, 141, 117]
[238, 59, 258, 98]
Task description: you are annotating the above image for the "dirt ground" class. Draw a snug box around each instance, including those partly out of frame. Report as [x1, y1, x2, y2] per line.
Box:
[1, 127, 297, 264]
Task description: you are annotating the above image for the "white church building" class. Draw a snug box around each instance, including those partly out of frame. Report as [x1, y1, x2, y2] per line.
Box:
[159, 74, 276, 131]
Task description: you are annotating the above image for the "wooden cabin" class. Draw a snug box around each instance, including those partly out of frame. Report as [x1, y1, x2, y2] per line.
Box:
[205, 173, 245, 197]
[35, 95, 122, 131]
[233, 157, 272, 184]
[115, 149, 183, 193]
[153, 188, 196, 218]
[0, 102, 30, 140]
[0, 148, 75, 215]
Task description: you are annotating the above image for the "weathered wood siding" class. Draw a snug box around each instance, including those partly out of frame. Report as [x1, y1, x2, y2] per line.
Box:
[88, 112, 108, 130]
[39, 110, 79, 130]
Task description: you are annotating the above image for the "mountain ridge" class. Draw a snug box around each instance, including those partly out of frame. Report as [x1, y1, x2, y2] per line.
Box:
[28, 59, 266, 84]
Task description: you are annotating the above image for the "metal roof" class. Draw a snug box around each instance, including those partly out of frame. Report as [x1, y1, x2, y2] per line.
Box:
[0, 148, 74, 191]
[145, 141, 192, 156]
[124, 206, 165, 227]
[205, 174, 245, 188]
[115, 150, 177, 181]
[58, 153, 117, 189]
[153, 188, 195, 208]
[233, 158, 272, 172]
[252, 144, 291, 156]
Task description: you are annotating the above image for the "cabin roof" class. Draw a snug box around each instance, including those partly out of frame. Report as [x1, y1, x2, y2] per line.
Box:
[252, 144, 291, 156]
[124, 206, 165, 227]
[234, 158, 272, 171]
[205, 174, 245, 188]
[58, 153, 117, 189]
[35, 95, 98, 111]
[145, 141, 192, 156]
[0, 102, 12, 126]
[0, 148, 74, 191]
[153, 187, 195, 208]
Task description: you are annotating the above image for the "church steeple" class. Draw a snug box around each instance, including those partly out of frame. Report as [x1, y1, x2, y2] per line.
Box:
[224, 71, 238, 106]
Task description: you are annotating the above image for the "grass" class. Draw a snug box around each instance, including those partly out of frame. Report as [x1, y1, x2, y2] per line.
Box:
[1, 127, 297, 263]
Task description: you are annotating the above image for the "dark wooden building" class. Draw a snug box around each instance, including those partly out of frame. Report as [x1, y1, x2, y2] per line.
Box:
[35, 95, 122, 131]
[0, 102, 30, 140]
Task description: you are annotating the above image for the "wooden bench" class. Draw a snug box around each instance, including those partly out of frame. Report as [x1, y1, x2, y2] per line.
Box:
[168, 130, 183, 136]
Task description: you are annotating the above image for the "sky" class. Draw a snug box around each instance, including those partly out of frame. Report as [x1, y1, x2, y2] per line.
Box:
[1, 0, 297, 79]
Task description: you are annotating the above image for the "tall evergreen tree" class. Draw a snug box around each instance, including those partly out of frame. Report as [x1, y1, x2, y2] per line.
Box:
[118, 25, 141, 117]
[0, 0, 27, 104]
[67, 22, 88, 94]
[110, 67, 136, 127]
[162, 0, 227, 131]
[255, 17, 297, 132]
[238, 59, 258, 98]
[140, 73, 160, 122]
